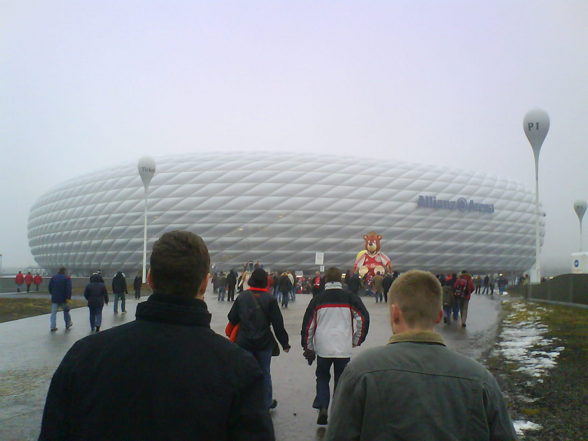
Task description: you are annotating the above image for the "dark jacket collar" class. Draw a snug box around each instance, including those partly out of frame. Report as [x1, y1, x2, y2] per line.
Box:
[388, 330, 446, 346]
[136, 292, 211, 327]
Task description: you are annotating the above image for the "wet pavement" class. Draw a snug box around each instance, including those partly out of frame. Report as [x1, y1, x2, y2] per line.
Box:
[0, 290, 504, 441]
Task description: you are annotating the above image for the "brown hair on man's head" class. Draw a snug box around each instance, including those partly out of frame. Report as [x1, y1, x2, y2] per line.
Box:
[149, 231, 210, 297]
[324, 267, 342, 283]
[389, 270, 442, 329]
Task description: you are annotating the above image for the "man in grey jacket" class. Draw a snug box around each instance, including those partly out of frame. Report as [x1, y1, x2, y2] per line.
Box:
[325, 270, 517, 441]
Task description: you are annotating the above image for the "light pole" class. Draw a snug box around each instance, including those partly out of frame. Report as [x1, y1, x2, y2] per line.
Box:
[523, 109, 549, 283]
[138, 157, 156, 283]
[573, 200, 587, 252]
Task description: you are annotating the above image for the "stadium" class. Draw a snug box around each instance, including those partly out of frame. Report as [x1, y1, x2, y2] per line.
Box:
[28, 152, 544, 275]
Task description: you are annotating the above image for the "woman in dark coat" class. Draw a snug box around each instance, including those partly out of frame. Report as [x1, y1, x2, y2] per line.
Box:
[84, 274, 109, 332]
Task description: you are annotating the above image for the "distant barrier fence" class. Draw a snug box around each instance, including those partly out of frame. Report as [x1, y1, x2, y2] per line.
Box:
[509, 273, 588, 308]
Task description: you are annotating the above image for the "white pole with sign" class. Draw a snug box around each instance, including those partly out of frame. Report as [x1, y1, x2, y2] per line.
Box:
[574, 200, 587, 252]
[523, 109, 549, 283]
[315, 252, 324, 273]
[138, 157, 156, 283]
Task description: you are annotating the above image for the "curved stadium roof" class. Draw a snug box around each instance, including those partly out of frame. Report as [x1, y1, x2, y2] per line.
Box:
[28, 152, 544, 275]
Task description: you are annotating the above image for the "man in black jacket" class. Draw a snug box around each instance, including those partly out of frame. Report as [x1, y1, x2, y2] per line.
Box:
[226, 269, 237, 302]
[39, 230, 275, 441]
[111, 271, 128, 314]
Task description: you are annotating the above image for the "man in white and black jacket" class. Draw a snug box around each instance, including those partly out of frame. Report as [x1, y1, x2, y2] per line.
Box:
[301, 267, 369, 426]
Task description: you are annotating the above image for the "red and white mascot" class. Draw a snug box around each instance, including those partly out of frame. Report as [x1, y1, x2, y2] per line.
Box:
[353, 232, 392, 286]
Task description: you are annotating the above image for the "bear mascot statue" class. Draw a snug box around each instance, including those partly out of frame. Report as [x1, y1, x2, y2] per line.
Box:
[353, 232, 392, 286]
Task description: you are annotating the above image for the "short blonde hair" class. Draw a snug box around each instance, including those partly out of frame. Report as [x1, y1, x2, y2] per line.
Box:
[389, 270, 442, 328]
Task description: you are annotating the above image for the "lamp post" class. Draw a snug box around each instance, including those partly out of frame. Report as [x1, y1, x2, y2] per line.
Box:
[573, 200, 587, 252]
[523, 109, 550, 283]
[138, 157, 156, 283]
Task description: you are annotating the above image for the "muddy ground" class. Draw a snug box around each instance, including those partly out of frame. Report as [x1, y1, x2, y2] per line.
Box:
[485, 298, 588, 440]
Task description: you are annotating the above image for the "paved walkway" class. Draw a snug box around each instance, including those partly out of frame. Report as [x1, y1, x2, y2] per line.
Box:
[0, 290, 504, 441]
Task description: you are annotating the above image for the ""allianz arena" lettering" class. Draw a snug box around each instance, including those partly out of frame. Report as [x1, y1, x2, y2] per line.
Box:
[417, 195, 495, 213]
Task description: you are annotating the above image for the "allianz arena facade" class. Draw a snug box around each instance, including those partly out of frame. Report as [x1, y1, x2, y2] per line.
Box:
[28, 152, 544, 275]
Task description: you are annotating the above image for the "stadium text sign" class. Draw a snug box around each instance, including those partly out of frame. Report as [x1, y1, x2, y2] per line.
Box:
[417, 195, 495, 213]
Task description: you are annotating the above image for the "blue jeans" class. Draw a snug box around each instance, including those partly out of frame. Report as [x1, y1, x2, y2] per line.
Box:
[50, 303, 71, 329]
[448, 298, 460, 321]
[443, 305, 459, 322]
[314, 356, 350, 410]
[217, 287, 225, 301]
[114, 293, 126, 313]
[89, 305, 103, 329]
[247, 349, 273, 409]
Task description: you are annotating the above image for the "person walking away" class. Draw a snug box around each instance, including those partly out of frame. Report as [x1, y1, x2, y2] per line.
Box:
[226, 269, 237, 301]
[289, 271, 297, 302]
[325, 270, 517, 441]
[228, 268, 291, 410]
[488, 273, 495, 294]
[133, 273, 142, 299]
[39, 230, 275, 441]
[25, 271, 33, 292]
[474, 275, 482, 294]
[482, 274, 490, 294]
[84, 274, 109, 332]
[112, 271, 128, 314]
[94, 270, 104, 283]
[211, 272, 219, 294]
[498, 274, 508, 295]
[238, 269, 250, 293]
[277, 272, 292, 309]
[217, 272, 227, 301]
[442, 277, 456, 324]
[34, 273, 43, 291]
[312, 271, 322, 297]
[382, 272, 393, 303]
[301, 267, 370, 425]
[373, 272, 384, 303]
[48, 267, 73, 332]
[15, 271, 24, 292]
[453, 271, 475, 327]
[348, 272, 360, 296]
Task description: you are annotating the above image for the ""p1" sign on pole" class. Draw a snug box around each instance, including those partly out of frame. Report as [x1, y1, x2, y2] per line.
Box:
[523, 109, 550, 284]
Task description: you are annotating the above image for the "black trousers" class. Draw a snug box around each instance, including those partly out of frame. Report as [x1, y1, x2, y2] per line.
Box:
[313, 356, 350, 410]
[227, 285, 235, 301]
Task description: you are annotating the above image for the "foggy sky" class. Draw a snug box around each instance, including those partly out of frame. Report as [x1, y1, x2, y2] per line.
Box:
[2, 1, 588, 274]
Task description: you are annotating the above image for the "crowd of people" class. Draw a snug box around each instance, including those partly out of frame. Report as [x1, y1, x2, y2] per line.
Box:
[37, 230, 517, 441]
[44, 269, 144, 332]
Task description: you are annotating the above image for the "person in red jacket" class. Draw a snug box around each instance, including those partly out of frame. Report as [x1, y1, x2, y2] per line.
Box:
[24, 272, 33, 292]
[34, 273, 43, 291]
[312, 272, 322, 297]
[453, 271, 475, 327]
[15, 271, 24, 292]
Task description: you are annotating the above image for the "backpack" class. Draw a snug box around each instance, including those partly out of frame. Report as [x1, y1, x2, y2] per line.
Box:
[454, 278, 467, 297]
